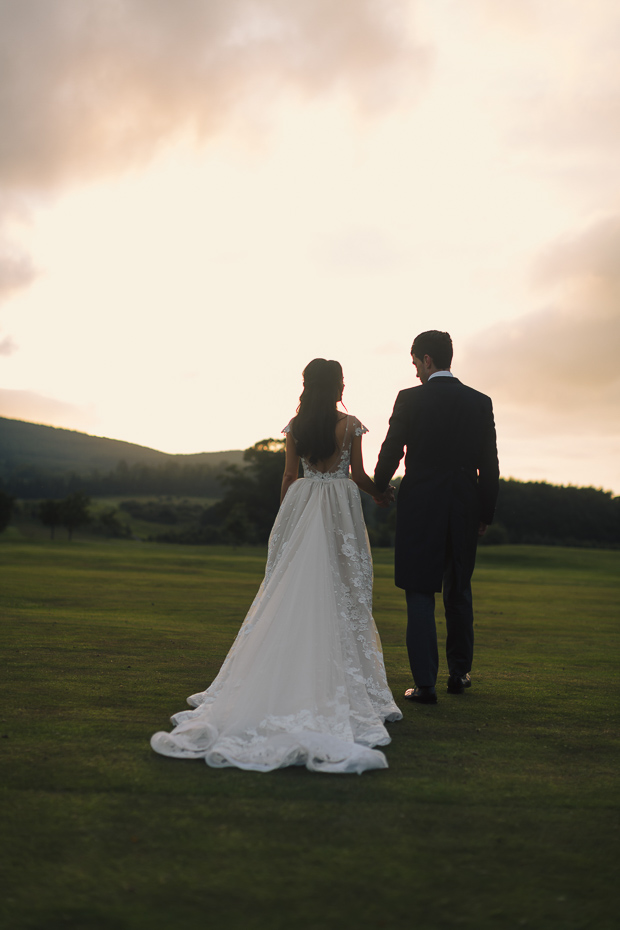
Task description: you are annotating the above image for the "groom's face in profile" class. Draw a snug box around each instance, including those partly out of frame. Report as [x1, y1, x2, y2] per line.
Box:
[411, 352, 429, 384]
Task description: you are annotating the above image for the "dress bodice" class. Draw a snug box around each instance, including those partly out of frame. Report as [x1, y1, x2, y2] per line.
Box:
[283, 415, 368, 482]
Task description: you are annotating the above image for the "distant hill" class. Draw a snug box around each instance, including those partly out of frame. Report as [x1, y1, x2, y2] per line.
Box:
[0, 417, 245, 476]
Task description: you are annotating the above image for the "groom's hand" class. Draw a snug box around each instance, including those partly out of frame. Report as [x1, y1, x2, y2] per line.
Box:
[478, 522, 488, 537]
[373, 486, 395, 508]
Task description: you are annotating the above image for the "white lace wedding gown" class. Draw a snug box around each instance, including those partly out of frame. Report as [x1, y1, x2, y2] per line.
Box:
[151, 415, 402, 774]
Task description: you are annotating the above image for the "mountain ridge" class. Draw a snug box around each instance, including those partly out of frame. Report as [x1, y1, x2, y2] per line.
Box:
[0, 417, 245, 475]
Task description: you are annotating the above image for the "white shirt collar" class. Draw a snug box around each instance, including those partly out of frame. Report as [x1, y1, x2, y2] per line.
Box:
[428, 370, 454, 381]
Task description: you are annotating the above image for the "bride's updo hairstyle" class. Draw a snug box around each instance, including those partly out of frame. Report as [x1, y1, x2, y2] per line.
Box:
[294, 358, 344, 465]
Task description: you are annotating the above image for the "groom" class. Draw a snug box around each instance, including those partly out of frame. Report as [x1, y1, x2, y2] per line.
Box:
[374, 331, 499, 704]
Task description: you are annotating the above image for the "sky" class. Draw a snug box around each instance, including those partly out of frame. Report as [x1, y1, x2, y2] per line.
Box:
[0, 0, 619, 493]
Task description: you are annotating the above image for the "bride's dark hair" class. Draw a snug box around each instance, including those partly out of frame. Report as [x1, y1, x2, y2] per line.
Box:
[294, 358, 344, 465]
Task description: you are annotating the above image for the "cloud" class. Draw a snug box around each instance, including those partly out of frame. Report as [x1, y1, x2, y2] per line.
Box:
[533, 214, 620, 287]
[0, 1, 428, 317]
[0, 336, 17, 356]
[464, 1, 620, 199]
[0, 193, 37, 307]
[462, 215, 620, 433]
[0, 389, 98, 431]
[0, 244, 36, 301]
[520, 9, 620, 158]
[0, 0, 429, 189]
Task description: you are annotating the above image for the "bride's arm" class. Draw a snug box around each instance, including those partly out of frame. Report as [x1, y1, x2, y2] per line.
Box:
[350, 431, 389, 502]
[280, 430, 301, 503]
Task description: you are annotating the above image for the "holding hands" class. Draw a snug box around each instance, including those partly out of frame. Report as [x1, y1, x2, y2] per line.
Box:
[373, 485, 395, 508]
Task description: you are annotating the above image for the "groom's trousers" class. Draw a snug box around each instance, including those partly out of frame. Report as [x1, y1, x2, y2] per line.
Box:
[405, 561, 474, 688]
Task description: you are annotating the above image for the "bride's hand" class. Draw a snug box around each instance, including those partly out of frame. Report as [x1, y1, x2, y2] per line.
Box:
[373, 487, 394, 507]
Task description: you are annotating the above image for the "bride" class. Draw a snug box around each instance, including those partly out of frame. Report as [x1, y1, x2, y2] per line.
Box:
[151, 358, 402, 773]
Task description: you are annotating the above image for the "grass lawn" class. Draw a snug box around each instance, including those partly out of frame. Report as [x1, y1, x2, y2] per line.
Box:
[0, 539, 618, 930]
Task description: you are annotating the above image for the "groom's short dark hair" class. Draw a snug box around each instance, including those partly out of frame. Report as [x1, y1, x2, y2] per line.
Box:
[411, 331, 453, 369]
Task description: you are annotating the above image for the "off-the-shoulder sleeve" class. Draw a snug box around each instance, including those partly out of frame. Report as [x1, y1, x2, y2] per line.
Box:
[353, 417, 368, 437]
[282, 418, 294, 434]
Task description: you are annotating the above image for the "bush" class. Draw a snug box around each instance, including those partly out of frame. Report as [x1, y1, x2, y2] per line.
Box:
[0, 491, 14, 532]
[94, 508, 132, 539]
[479, 522, 510, 546]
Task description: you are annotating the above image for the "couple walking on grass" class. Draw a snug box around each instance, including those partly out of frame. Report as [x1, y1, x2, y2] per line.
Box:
[151, 330, 500, 774]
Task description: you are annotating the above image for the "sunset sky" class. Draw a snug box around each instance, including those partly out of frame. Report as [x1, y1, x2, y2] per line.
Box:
[0, 0, 619, 493]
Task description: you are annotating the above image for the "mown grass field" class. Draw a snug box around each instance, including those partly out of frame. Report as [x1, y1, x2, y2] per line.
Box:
[0, 539, 618, 930]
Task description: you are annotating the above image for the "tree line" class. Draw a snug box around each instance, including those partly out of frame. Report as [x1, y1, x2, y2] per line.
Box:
[1, 439, 618, 548]
[147, 442, 620, 550]
[488, 479, 620, 548]
[0, 459, 229, 499]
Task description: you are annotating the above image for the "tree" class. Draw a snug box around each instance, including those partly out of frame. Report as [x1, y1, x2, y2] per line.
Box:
[0, 491, 14, 532]
[95, 507, 131, 539]
[202, 439, 286, 544]
[494, 479, 620, 546]
[39, 499, 62, 539]
[221, 502, 256, 548]
[361, 477, 400, 547]
[60, 492, 91, 540]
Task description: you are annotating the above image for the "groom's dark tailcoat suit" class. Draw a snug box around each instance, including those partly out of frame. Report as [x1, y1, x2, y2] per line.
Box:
[374, 375, 499, 687]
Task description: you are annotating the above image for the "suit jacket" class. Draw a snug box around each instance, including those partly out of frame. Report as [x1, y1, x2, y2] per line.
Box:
[374, 376, 499, 593]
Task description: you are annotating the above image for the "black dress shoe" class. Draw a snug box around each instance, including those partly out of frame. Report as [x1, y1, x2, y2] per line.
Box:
[447, 672, 471, 694]
[404, 687, 438, 705]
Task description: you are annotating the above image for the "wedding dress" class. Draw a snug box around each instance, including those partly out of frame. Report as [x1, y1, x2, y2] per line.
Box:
[151, 415, 402, 774]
